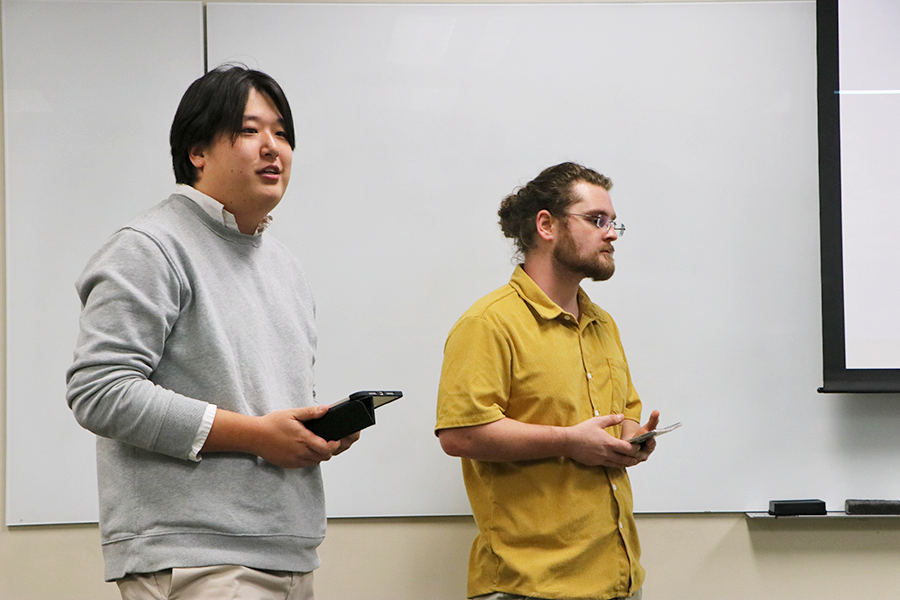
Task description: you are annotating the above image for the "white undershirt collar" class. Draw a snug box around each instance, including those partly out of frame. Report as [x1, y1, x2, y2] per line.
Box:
[176, 184, 271, 235]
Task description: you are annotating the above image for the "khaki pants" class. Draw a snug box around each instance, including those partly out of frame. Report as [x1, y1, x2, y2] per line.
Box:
[116, 565, 314, 600]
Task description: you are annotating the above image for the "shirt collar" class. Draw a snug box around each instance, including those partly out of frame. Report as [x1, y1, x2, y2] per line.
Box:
[508, 265, 606, 325]
[175, 184, 272, 236]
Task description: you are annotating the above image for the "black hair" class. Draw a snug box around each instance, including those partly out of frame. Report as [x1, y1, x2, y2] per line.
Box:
[169, 64, 296, 185]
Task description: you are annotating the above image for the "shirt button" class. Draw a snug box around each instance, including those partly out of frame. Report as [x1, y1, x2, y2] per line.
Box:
[564, 315, 571, 321]
[612, 484, 618, 491]
[587, 372, 593, 379]
[619, 522, 624, 529]
[594, 410, 600, 417]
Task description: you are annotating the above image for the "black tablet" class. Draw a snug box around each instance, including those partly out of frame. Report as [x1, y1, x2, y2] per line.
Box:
[304, 390, 403, 441]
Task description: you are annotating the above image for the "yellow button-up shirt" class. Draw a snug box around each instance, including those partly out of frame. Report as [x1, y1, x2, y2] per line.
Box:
[436, 266, 644, 600]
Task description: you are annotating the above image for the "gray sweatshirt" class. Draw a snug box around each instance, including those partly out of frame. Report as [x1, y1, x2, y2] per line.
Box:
[66, 194, 324, 581]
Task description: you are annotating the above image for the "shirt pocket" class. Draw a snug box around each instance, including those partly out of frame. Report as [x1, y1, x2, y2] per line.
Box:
[606, 358, 630, 414]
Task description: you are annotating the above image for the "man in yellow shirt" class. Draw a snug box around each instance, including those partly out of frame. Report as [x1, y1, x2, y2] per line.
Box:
[435, 162, 660, 600]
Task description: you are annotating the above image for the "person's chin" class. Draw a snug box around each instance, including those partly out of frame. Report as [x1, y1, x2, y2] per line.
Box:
[254, 186, 286, 206]
[589, 259, 615, 281]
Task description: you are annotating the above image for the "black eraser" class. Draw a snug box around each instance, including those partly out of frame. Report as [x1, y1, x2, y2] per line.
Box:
[845, 499, 900, 515]
[768, 499, 827, 516]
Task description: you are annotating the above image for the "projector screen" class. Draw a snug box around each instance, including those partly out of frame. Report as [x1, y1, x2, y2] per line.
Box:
[818, 0, 900, 392]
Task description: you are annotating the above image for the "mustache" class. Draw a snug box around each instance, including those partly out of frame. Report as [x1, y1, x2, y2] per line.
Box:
[600, 245, 615, 254]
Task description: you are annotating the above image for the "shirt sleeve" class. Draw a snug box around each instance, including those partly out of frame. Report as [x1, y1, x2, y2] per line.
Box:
[65, 228, 210, 460]
[435, 315, 511, 432]
[188, 403, 218, 462]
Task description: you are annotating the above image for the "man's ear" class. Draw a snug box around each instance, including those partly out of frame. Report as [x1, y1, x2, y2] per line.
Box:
[535, 209, 558, 243]
[189, 145, 206, 170]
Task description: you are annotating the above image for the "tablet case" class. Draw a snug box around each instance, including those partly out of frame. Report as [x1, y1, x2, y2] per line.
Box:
[305, 391, 401, 441]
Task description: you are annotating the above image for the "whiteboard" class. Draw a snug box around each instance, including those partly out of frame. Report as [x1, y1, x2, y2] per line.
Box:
[3, 0, 205, 525]
[208, 1, 900, 515]
[10, 0, 900, 524]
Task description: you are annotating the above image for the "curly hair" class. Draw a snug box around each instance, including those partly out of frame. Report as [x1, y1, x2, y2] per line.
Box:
[498, 162, 613, 257]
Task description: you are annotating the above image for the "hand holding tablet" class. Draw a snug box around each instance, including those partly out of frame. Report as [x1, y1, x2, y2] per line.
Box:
[628, 421, 682, 445]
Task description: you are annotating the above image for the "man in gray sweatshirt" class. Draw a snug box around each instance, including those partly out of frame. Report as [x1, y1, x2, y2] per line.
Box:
[66, 65, 356, 599]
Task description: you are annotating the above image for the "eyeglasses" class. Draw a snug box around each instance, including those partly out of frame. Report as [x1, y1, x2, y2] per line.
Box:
[567, 213, 626, 237]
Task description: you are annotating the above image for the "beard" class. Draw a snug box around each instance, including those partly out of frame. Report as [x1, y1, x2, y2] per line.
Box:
[552, 223, 616, 282]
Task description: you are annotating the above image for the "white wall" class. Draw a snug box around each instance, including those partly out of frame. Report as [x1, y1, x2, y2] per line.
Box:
[4, 0, 900, 598]
[4, 513, 900, 599]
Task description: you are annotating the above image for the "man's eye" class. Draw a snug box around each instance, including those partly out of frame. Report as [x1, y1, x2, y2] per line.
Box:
[242, 127, 258, 134]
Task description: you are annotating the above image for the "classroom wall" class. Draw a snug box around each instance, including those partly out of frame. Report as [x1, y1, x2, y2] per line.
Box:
[2, 0, 900, 598]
